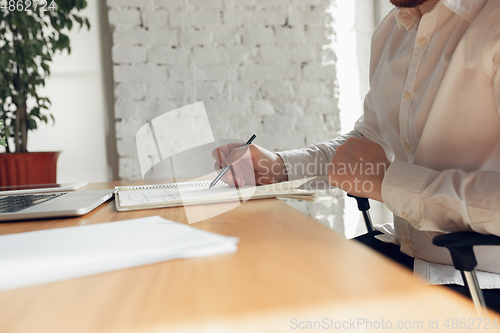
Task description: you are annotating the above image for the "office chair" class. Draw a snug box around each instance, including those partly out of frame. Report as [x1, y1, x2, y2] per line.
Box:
[349, 195, 500, 316]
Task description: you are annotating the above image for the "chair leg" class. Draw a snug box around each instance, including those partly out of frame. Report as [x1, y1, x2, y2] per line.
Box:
[461, 270, 487, 316]
[347, 195, 374, 233]
[362, 210, 373, 233]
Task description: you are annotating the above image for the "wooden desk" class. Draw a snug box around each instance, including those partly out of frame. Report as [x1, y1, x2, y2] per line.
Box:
[0, 182, 497, 332]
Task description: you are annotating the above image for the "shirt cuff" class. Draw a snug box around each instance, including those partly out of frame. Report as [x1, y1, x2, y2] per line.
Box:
[276, 149, 318, 181]
[381, 161, 434, 228]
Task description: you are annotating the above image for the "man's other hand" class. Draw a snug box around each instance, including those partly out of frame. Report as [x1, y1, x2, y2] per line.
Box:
[328, 137, 390, 202]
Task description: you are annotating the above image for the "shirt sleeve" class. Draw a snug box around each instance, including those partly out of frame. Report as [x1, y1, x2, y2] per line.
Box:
[493, 37, 500, 116]
[382, 161, 500, 237]
[276, 129, 362, 181]
[353, 91, 395, 162]
[353, 90, 386, 147]
[487, 14, 500, 115]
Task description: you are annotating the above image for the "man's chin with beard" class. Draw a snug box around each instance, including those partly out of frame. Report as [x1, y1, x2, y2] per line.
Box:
[390, 0, 428, 8]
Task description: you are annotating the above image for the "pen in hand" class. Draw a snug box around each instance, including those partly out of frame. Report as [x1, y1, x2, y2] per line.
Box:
[209, 134, 257, 189]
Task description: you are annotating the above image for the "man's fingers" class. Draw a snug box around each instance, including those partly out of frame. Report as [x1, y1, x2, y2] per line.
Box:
[213, 166, 244, 187]
[215, 166, 237, 185]
[233, 161, 256, 185]
[212, 142, 250, 166]
[226, 145, 252, 166]
[222, 170, 236, 184]
[211, 148, 227, 166]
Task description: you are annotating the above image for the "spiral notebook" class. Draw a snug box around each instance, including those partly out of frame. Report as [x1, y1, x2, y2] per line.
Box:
[115, 178, 316, 212]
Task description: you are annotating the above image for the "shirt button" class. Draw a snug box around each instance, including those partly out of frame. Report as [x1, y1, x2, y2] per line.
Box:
[417, 37, 427, 46]
[404, 143, 411, 151]
[403, 238, 411, 245]
[402, 211, 410, 219]
[403, 91, 412, 101]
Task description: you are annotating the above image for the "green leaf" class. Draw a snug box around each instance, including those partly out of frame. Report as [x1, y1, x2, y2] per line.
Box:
[27, 118, 37, 130]
[73, 15, 83, 27]
[41, 62, 50, 74]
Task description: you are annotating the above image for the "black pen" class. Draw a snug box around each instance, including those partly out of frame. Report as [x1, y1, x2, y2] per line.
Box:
[209, 134, 257, 189]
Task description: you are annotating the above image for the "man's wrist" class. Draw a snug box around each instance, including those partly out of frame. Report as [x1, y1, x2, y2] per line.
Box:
[274, 153, 289, 182]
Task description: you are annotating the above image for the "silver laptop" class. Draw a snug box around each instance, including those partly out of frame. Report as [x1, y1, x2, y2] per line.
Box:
[0, 189, 115, 222]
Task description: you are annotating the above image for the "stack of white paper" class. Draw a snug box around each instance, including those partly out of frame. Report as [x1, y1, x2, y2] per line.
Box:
[0, 216, 239, 291]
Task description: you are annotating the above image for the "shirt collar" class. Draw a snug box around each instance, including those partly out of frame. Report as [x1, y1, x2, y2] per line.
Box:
[394, 0, 487, 31]
[394, 6, 421, 31]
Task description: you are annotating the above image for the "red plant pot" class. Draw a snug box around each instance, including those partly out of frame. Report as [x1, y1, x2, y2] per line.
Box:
[0, 152, 61, 186]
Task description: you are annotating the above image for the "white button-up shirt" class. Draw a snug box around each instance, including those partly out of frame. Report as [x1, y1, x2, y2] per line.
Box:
[278, 0, 500, 287]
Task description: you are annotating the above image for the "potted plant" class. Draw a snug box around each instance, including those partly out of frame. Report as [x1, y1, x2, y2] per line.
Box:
[0, 1, 90, 186]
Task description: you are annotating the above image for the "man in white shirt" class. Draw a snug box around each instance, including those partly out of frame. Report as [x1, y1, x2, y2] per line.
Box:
[212, 0, 500, 312]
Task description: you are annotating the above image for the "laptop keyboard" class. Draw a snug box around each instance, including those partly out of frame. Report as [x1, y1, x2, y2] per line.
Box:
[0, 193, 67, 213]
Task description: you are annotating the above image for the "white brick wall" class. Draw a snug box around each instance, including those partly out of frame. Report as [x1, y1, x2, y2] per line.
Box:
[105, 0, 371, 234]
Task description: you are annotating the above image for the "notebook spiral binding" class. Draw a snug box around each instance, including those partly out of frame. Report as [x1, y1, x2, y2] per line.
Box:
[119, 181, 226, 191]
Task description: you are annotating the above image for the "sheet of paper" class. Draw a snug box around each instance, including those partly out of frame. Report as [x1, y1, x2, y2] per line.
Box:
[0, 216, 238, 292]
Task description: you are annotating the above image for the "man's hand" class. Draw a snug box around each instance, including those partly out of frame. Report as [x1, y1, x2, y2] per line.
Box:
[328, 137, 390, 202]
[212, 143, 288, 187]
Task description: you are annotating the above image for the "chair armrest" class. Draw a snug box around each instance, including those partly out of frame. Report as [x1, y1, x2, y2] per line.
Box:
[432, 232, 500, 271]
[433, 231, 500, 248]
